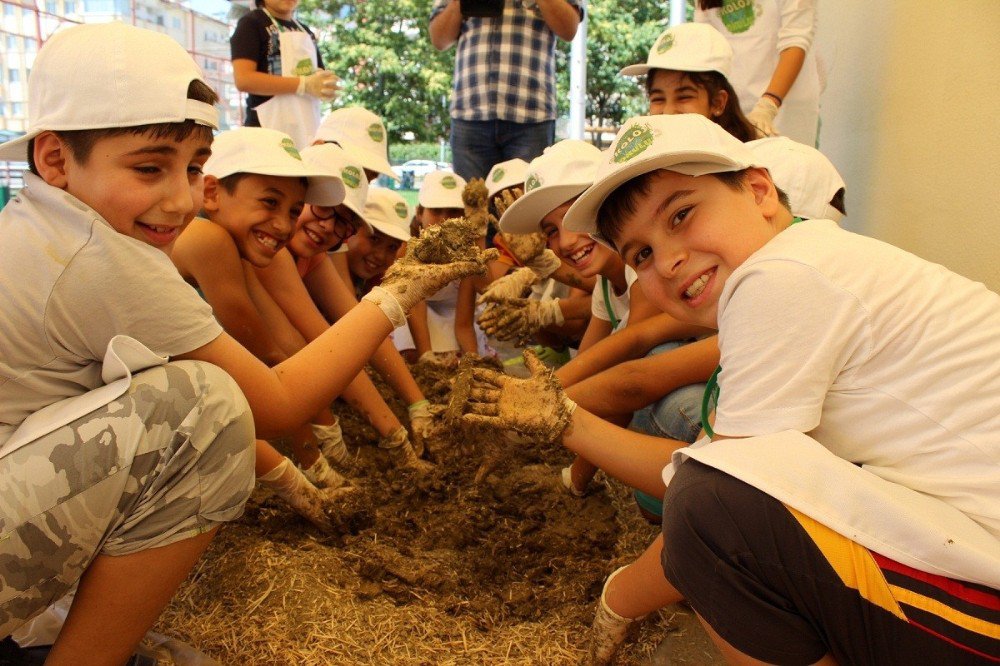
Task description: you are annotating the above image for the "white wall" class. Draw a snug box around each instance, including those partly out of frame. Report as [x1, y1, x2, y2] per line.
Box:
[815, 0, 1000, 291]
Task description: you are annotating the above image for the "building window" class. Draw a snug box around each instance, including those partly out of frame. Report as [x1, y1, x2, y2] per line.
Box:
[8, 69, 20, 83]
[12, 102, 25, 114]
[45, 0, 57, 12]
[5, 35, 17, 50]
[64, 0, 76, 13]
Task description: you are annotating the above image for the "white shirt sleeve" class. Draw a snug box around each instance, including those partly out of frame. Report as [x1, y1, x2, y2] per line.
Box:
[776, 0, 817, 53]
[590, 284, 610, 322]
[712, 257, 871, 437]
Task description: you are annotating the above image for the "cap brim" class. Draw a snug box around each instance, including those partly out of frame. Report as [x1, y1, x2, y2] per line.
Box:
[0, 130, 39, 162]
[563, 151, 749, 236]
[358, 152, 399, 182]
[369, 219, 411, 241]
[499, 183, 590, 235]
[619, 63, 654, 77]
[305, 175, 346, 207]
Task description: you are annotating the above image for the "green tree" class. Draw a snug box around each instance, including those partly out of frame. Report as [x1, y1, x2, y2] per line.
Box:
[302, 0, 455, 143]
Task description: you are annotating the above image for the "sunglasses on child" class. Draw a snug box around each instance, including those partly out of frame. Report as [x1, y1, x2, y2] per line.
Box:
[310, 204, 359, 240]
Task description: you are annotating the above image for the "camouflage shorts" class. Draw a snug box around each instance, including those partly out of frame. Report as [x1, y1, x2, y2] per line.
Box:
[0, 361, 255, 637]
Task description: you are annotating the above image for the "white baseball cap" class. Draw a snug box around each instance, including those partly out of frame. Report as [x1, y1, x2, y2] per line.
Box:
[313, 107, 397, 181]
[363, 188, 412, 242]
[299, 143, 372, 228]
[418, 170, 466, 209]
[486, 158, 529, 198]
[563, 114, 756, 239]
[204, 127, 345, 207]
[620, 23, 733, 80]
[0, 22, 218, 161]
[499, 141, 603, 235]
[747, 137, 846, 222]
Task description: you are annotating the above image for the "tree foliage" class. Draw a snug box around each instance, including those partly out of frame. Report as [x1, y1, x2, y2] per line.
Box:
[302, 0, 681, 146]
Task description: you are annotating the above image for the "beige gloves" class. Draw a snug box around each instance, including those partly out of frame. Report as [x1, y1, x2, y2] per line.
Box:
[257, 457, 350, 532]
[523, 248, 563, 279]
[297, 70, 338, 101]
[379, 425, 433, 472]
[477, 297, 564, 344]
[748, 95, 780, 137]
[460, 349, 576, 442]
[301, 452, 349, 490]
[362, 216, 498, 327]
[462, 178, 497, 235]
[311, 419, 348, 466]
[585, 567, 645, 665]
[407, 399, 434, 456]
[478, 267, 539, 304]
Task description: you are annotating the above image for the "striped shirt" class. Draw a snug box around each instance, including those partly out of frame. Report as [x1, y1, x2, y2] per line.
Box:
[430, 0, 582, 124]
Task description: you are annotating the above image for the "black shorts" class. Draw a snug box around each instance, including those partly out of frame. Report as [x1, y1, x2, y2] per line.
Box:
[660, 460, 999, 665]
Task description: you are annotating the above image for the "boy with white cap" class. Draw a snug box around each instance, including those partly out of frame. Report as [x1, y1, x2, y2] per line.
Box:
[313, 106, 399, 184]
[462, 113, 1000, 664]
[250, 146, 433, 467]
[0, 21, 489, 660]
[621, 22, 758, 142]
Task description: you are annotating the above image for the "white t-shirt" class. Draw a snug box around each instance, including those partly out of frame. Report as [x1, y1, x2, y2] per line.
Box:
[696, 0, 821, 145]
[590, 269, 638, 332]
[0, 175, 222, 446]
[710, 219, 1000, 539]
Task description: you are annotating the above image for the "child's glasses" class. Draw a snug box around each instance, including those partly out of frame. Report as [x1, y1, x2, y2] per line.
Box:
[311, 204, 359, 241]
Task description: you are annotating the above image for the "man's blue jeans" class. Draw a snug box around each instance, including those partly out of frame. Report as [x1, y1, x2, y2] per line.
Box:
[450, 118, 555, 180]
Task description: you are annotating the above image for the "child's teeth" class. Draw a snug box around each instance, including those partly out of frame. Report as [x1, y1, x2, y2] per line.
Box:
[685, 273, 710, 298]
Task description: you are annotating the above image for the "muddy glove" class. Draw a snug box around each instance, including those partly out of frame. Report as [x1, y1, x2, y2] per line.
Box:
[380, 425, 433, 473]
[502, 231, 549, 267]
[523, 248, 563, 280]
[462, 178, 496, 235]
[477, 298, 564, 343]
[492, 187, 523, 217]
[258, 457, 351, 532]
[297, 69, 338, 101]
[312, 419, 348, 466]
[364, 216, 499, 327]
[301, 452, 349, 490]
[477, 267, 539, 304]
[461, 348, 576, 442]
[417, 350, 462, 370]
[407, 399, 434, 457]
[747, 95, 780, 137]
[532, 344, 571, 367]
[586, 566, 646, 666]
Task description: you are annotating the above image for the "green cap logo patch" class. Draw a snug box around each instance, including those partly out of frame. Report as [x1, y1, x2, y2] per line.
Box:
[440, 175, 457, 189]
[367, 122, 385, 143]
[491, 167, 506, 182]
[720, 0, 757, 34]
[613, 123, 655, 164]
[394, 202, 409, 218]
[655, 33, 675, 54]
[281, 138, 302, 160]
[525, 173, 542, 192]
[341, 165, 362, 189]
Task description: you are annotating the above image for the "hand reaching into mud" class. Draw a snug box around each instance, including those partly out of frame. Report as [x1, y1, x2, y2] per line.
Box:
[477, 298, 564, 344]
[460, 349, 577, 442]
[364, 216, 499, 326]
[462, 178, 496, 236]
[477, 267, 539, 305]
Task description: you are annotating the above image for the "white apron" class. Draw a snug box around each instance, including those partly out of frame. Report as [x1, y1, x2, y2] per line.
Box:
[254, 10, 321, 150]
[0, 336, 168, 459]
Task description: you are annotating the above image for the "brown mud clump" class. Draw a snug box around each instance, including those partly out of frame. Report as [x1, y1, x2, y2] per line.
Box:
[412, 215, 490, 264]
[156, 358, 724, 665]
[462, 177, 496, 235]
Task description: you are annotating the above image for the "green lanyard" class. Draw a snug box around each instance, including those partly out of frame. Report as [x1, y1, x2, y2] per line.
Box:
[699, 217, 803, 440]
[601, 276, 620, 329]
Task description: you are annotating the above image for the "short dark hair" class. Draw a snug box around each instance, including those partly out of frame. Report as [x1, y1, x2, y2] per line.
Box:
[218, 172, 308, 195]
[646, 70, 758, 143]
[28, 79, 218, 175]
[595, 168, 790, 251]
[829, 187, 847, 216]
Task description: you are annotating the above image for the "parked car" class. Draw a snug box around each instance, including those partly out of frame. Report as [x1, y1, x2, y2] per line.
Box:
[391, 160, 452, 189]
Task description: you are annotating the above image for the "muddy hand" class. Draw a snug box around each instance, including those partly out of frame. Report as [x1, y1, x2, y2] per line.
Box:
[477, 267, 539, 304]
[476, 301, 529, 343]
[407, 399, 435, 457]
[501, 231, 548, 266]
[462, 349, 576, 442]
[462, 178, 496, 235]
[492, 187, 523, 218]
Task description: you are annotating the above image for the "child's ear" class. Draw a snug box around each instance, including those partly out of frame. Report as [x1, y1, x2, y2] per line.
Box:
[202, 175, 222, 213]
[746, 167, 781, 217]
[710, 88, 729, 118]
[33, 132, 70, 188]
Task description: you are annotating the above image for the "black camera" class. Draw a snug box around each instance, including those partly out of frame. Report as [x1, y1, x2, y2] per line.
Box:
[460, 0, 503, 18]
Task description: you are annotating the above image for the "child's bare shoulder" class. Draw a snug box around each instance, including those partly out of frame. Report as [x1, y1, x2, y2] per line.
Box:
[172, 217, 240, 278]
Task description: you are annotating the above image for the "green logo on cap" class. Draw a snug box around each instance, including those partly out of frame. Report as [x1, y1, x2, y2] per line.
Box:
[294, 58, 314, 76]
[394, 202, 409, 218]
[613, 123, 655, 163]
[656, 33, 675, 54]
[342, 165, 362, 189]
[525, 173, 542, 192]
[491, 167, 505, 182]
[281, 138, 302, 160]
[720, 0, 757, 34]
[441, 175, 457, 189]
[367, 122, 385, 143]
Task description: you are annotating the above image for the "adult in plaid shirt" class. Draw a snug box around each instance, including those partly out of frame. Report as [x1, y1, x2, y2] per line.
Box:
[430, 0, 583, 180]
